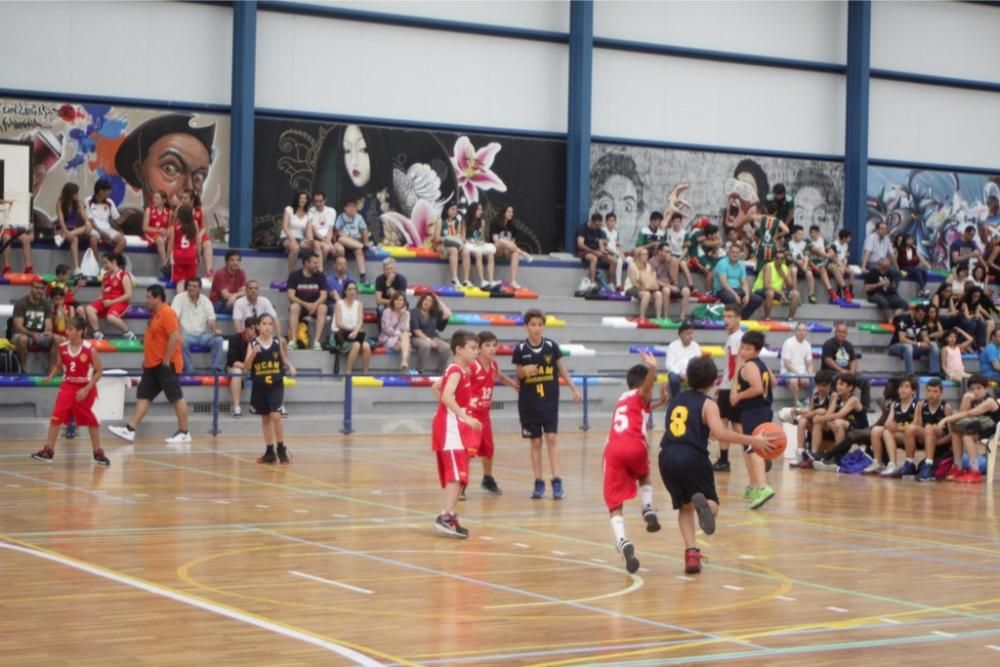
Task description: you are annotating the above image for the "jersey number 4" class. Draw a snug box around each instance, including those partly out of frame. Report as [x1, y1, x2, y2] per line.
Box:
[669, 406, 688, 437]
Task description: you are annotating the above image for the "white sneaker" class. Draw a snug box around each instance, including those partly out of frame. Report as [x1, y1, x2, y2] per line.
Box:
[450, 278, 461, 287]
[93, 331, 105, 340]
[108, 424, 135, 443]
[521, 253, 534, 263]
[54, 234, 65, 248]
[124, 330, 137, 342]
[288, 340, 299, 350]
[577, 277, 593, 292]
[311, 341, 322, 351]
[879, 462, 898, 477]
[480, 281, 490, 290]
[862, 460, 883, 475]
[232, 407, 242, 418]
[165, 430, 192, 444]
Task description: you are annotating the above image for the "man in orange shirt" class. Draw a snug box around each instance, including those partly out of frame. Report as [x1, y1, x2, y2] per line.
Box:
[109, 284, 191, 444]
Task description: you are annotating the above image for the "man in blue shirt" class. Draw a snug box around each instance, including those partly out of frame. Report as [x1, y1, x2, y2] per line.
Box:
[712, 243, 761, 319]
[949, 225, 981, 271]
[576, 213, 616, 290]
[326, 255, 354, 307]
[979, 328, 1000, 382]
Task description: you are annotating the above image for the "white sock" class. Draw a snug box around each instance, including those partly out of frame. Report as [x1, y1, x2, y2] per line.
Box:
[610, 515, 626, 544]
[905, 457, 913, 464]
[639, 484, 653, 509]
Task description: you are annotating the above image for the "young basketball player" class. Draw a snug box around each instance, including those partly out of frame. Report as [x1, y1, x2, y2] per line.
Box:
[730, 331, 775, 509]
[512, 309, 581, 500]
[907, 378, 953, 482]
[603, 351, 670, 573]
[660, 356, 776, 573]
[811, 373, 868, 468]
[463, 331, 518, 498]
[31, 316, 110, 465]
[432, 330, 483, 537]
[870, 375, 917, 477]
[247, 314, 296, 464]
[790, 369, 835, 468]
[712, 304, 743, 471]
[935, 374, 999, 483]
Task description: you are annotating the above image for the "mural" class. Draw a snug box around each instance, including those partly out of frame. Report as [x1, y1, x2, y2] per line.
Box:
[867, 167, 1000, 269]
[589, 143, 845, 251]
[0, 98, 230, 242]
[252, 118, 567, 253]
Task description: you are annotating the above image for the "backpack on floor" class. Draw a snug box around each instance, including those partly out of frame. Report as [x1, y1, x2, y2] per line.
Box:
[0, 347, 21, 374]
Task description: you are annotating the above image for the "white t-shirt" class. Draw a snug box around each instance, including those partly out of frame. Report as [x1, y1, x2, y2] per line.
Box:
[780, 336, 812, 375]
[86, 196, 120, 232]
[665, 339, 702, 376]
[720, 329, 743, 389]
[336, 299, 363, 330]
[309, 206, 337, 240]
[232, 295, 278, 325]
[788, 239, 807, 262]
[604, 226, 620, 254]
[282, 207, 310, 241]
[809, 236, 827, 261]
[832, 240, 850, 265]
[667, 228, 686, 256]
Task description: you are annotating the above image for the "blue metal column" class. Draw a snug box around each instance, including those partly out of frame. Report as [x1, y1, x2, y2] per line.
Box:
[844, 1, 871, 263]
[229, 1, 257, 249]
[564, 0, 594, 252]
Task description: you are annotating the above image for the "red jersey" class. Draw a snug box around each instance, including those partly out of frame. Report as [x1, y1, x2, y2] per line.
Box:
[173, 224, 198, 263]
[605, 389, 650, 450]
[60, 340, 95, 384]
[432, 363, 476, 452]
[147, 206, 170, 235]
[101, 269, 128, 301]
[468, 358, 498, 417]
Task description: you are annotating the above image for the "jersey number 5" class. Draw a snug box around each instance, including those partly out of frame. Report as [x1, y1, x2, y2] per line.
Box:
[669, 406, 688, 437]
[612, 405, 629, 433]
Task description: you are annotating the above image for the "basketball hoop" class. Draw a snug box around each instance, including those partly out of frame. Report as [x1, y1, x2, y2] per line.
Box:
[0, 200, 12, 230]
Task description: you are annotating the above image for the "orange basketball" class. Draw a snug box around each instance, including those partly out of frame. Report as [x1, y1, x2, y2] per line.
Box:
[752, 422, 787, 460]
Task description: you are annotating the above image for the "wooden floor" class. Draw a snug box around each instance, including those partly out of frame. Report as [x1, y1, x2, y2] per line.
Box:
[1, 431, 999, 667]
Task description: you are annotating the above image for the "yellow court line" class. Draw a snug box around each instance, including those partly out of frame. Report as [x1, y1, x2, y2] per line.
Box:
[408, 632, 700, 660]
[817, 564, 862, 572]
[0, 533, 417, 667]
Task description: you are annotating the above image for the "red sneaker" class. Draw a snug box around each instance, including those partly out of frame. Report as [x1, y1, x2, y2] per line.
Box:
[24, 265, 33, 275]
[2, 265, 10, 275]
[844, 286, 854, 301]
[828, 289, 839, 303]
[684, 547, 702, 574]
[959, 470, 984, 484]
[946, 464, 964, 482]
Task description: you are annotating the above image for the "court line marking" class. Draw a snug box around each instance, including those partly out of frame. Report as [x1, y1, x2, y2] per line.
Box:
[882, 618, 902, 624]
[248, 527, 767, 650]
[0, 470, 136, 504]
[986, 644, 1000, 651]
[0, 540, 401, 667]
[513, 543, 530, 549]
[775, 596, 795, 602]
[931, 630, 955, 638]
[826, 606, 848, 613]
[723, 585, 744, 592]
[289, 570, 374, 595]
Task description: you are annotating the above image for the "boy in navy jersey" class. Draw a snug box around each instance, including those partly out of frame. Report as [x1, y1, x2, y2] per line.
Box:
[730, 331, 775, 509]
[660, 357, 776, 574]
[512, 309, 581, 499]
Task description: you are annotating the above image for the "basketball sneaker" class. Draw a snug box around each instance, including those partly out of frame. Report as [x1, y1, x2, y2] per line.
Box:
[165, 430, 192, 444]
[92, 449, 110, 466]
[743, 486, 754, 501]
[749, 485, 775, 510]
[959, 470, 984, 484]
[257, 446, 277, 464]
[531, 479, 545, 499]
[551, 477, 565, 500]
[692, 492, 716, 535]
[481, 476, 503, 495]
[684, 547, 703, 574]
[619, 539, 640, 574]
[642, 505, 661, 532]
[946, 464, 965, 482]
[712, 459, 731, 472]
[276, 444, 290, 465]
[434, 512, 469, 538]
[108, 424, 136, 443]
[65, 421, 77, 439]
[885, 460, 916, 478]
[31, 447, 54, 463]
[915, 460, 935, 482]
[459, 484, 467, 501]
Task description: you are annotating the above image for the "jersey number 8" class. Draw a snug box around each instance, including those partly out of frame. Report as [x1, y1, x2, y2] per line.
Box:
[669, 405, 688, 437]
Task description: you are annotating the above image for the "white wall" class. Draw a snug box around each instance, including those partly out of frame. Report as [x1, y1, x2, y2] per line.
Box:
[286, 0, 570, 32]
[872, 1, 1000, 84]
[869, 80, 1000, 169]
[256, 12, 569, 133]
[592, 49, 845, 156]
[594, 1, 847, 64]
[0, 1, 232, 105]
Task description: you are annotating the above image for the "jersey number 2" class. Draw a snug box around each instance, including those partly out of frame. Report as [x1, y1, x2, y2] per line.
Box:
[669, 406, 688, 437]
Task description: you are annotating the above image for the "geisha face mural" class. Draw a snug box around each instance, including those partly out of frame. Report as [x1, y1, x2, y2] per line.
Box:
[342, 124, 371, 189]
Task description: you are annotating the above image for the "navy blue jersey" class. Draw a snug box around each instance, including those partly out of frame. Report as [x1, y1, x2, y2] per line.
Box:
[892, 399, 916, 427]
[832, 394, 869, 429]
[660, 390, 711, 454]
[920, 399, 947, 426]
[736, 358, 773, 412]
[811, 390, 830, 411]
[250, 337, 284, 384]
[512, 337, 562, 424]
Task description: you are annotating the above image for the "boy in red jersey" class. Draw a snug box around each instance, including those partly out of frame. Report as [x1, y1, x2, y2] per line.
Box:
[463, 331, 519, 498]
[31, 316, 110, 465]
[432, 330, 483, 538]
[603, 351, 669, 572]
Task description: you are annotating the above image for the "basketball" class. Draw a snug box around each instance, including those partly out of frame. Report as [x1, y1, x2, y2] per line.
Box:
[752, 422, 787, 460]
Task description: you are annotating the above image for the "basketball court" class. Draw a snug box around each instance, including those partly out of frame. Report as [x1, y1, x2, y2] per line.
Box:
[2, 432, 999, 665]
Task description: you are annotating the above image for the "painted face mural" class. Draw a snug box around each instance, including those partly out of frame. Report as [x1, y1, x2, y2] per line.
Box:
[342, 124, 371, 189]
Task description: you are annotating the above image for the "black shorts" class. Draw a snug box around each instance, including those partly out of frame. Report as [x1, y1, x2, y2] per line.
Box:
[717, 390, 739, 423]
[136, 364, 183, 403]
[250, 381, 284, 416]
[739, 407, 773, 452]
[659, 445, 719, 511]
[578, 251, 609, 270]
[521, 421, 558, 439]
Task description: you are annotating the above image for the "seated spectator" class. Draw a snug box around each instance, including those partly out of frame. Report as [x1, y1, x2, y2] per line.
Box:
[935, 374, 998, 483]
[752, 248, 800, 320]
[949, 263, 972, 295]
[440, 201, 472, 287]
[786, 225, 815, 302]
[333, 282, 371, 374]
[411, 293, 451, 374]
[464, 202, 497, 289]
[924, 303, 945, 346]
[326, 255, 354, 306]
[307, 191, 339, 266]
[46, 264, 81, 308]
[627, 247, 662, 320]
[972, 263, 991, 295]
[86, 179, 126, 256]
[860, 220, 894, 271]
[791, 369, 835, 467]
[979, 328, 1000, 383]
[941, 327, 975, 381]
[635, 211, 666, 255]
[227, 316, 258, 417]
[177, 189, 215, 278]
[686, 221, 720, 293]
[210, 250, 247, 313]
[602, 212, 624, 290]
[664, 321, 701, 399]
[576, 212, 616, 292]
[949, 224, 981, 272]
[492, 204, 533, 290]
[374, 257, 407, 312]
[167, 205, 200, 286]
[142, 190, 171, 273]
[54, 183, 92, 273]
[809, 373, 868, 469]
[829, 228, 855, 301]
[864, 257, 907, 322]
[907, 377, 954, 481]
[335, 198, 372, 283]
[665, 212, 694, 288]
[378, 292, 413, 372]
[649, 243, 690, 320]
[895, 232, 931, 298]
[10, 278, 54, 371]
[281, 190, 311, 274]
[959, 286, 994, 349]
[233, 280, 280, 337]
[0, 211, 32, 277]
[869, 375, 918, 476]
[711, 243, 761, 319]
[171, 277, 225, 373]
[84, 253, 135, 341]
[820, 321, 871, 411]
[286, 252, 328, 350]
[780, 322, 814, 406]
[49, 287, 75, 346]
